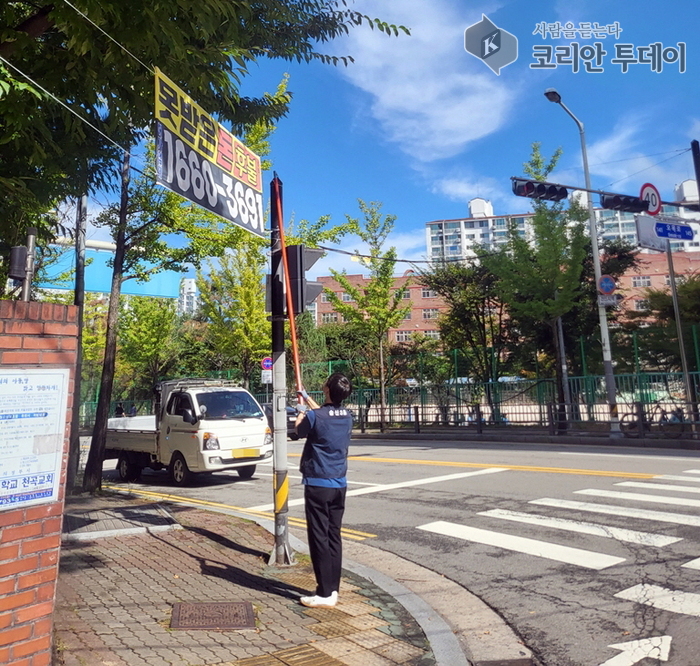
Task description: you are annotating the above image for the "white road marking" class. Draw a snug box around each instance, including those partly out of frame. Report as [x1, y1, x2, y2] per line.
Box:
[598, 635, 671, 666]
[575, 488, 700, 508]
[530, 497, 700, 527]
[616, 481, 700, 494]
[254, 471, 381, 486]
[681, 557, 700, 570]
[245, 467, 508, 511]
[615, 583, 700, 617]
[478, 509, 680, 547]
[683, 469, 700, 474]
[416, 520, 625, 570]
[657, 474, 700, 483]
[558, 452, 700, 462]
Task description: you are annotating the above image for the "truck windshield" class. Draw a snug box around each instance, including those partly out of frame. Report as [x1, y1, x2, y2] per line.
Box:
[196, 391, 264, 420]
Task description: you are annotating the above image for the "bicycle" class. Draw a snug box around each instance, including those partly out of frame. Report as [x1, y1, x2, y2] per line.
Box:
[620, 401, 686, 439]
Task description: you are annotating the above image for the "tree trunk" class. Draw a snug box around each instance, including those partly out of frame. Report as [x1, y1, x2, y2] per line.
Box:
[67, 194, 87, 493]
[378, 335, 386, 432]
[551, 321, 568, 434]
[83, 151, 130, 492]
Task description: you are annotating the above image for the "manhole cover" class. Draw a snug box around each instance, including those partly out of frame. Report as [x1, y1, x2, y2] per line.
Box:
[170, 602, 256, 629]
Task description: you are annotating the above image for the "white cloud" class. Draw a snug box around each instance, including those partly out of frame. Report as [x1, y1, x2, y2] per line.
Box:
[331, 0, 515, 162]
[580, 116, 692, 199]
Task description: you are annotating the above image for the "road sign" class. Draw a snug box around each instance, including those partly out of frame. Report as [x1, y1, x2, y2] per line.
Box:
[654, 221, 694, 241]
[261, 356, 273, 370]
[598, 275, 616, 295]
[261, 369, 272, 384]
[640, 182, 661, 216]
[597, 294, 619, 307]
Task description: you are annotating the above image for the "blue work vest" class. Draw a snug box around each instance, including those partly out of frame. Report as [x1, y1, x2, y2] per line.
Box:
[299, 404, 353, 479]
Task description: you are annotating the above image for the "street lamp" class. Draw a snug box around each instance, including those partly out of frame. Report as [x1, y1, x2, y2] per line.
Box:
[544, 88, 621, 436]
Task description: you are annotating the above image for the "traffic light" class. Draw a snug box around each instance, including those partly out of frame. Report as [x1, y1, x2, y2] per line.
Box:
[287, 244, 324, 315]
[512, 178, 568, 201]
[8, 246, 27, 280]
[600, 193, 649, 213]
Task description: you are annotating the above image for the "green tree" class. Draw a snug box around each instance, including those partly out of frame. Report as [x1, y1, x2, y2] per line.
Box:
[197, 241, 271, 389]
[117, 296, 180, 398]
[0, 2, 408, 288]
[325, 200, 410, 430]
[482, 145, 588, 430]
[621, 273, 700, 373]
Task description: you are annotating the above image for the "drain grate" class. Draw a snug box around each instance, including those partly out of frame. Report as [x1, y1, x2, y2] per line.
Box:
[170, 601, 256, 629]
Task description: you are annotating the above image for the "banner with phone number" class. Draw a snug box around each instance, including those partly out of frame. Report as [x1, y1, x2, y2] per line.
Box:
[154, 67, 265, 238]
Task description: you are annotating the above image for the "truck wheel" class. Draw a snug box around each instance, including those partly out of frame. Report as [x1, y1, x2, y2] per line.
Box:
[117, 454, 141, 483]
[237, 465, 256, 479]
[169, 453, 192, 486]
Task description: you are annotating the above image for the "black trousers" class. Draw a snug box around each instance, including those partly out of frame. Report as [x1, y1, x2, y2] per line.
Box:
[304, 485, 347, 597]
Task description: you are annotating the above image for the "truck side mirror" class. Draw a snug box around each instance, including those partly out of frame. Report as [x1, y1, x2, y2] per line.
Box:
[182, 408, 197, 424]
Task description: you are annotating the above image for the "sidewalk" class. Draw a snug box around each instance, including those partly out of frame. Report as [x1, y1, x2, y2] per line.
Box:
[55, 492, 533, 666]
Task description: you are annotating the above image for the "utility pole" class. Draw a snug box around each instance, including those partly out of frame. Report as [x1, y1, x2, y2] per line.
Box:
[269, 175, 293, 566]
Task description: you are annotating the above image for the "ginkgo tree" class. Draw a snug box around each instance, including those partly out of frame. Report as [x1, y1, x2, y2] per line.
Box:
[324, 200, 410, 431]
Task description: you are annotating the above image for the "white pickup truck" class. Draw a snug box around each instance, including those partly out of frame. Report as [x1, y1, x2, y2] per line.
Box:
[104, 379, 273, 486]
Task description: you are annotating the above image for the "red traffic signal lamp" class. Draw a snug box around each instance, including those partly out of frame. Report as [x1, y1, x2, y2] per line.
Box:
[512, 178, 568, 202]
[600, 194, 649, 213]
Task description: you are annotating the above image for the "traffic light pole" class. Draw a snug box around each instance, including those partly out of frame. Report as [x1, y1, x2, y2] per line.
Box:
[557, 99, 622, 436]
[269, 175, 293, 565]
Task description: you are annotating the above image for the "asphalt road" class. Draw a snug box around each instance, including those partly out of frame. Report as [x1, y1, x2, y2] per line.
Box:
[102, 437, 700, 666]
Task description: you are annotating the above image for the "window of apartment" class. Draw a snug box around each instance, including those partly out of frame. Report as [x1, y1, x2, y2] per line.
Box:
[634, 299, 650, 311]
[321, 312, 338, 323]
[493, 218, 507, 227]
[395, 330, 411, 342]
[423, 308, 439, 319]
[466, 234, 475, 240]
[479, 220, 489, 228]
[632, 276, 651, 288]
[321, 293, 331, 303]
[402, 289, 411, 299]
[424, 330, 440, 339]
[403, 310, 412, 320]
[445, 222, 461, 230]
[341, 292, 353, 302]
[465, 221, 475, 229]
[422, 288, 437, 298]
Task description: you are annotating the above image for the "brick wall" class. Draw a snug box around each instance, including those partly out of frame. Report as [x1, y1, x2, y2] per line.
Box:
[0, 300, 77, 666]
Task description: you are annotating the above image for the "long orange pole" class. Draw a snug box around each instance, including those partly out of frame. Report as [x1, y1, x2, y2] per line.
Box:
[271, 178, 303, 393]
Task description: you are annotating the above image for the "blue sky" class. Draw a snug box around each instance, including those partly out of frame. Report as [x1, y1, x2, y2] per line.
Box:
[234, 0, 699, 279]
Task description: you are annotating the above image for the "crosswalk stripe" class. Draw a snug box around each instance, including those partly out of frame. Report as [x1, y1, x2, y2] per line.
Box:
[681, 557, 700, 570]
[530, 497, 700, 527]
[478, 509, 681, 547]
[616, 481, 700, 494]
[658, 474, 700, 483]
[615, 584, 700, 617]
[416, 520, 625, 570]
[575, 488, 700, 508]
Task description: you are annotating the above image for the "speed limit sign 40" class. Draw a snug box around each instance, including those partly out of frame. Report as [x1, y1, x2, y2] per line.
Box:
[640, 182, 661, 216]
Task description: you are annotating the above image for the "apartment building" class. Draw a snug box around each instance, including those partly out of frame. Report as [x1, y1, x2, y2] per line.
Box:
[312, 179, 700, 340]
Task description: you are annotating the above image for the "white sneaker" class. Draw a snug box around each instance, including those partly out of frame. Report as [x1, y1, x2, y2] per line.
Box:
[300, 591, 338, 608]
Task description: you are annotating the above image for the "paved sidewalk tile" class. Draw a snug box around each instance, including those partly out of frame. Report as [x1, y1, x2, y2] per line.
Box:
[54, 495, 436, 666]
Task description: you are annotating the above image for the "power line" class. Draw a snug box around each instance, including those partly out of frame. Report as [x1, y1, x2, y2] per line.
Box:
[60, 0, 154, 74]
[0, 55, 129, 156]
